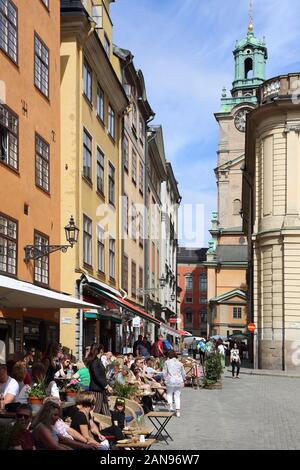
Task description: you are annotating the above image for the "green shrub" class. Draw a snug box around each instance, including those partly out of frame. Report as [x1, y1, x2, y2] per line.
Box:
[28, 379, 47, 399]
[203, 353, 223, 388]
[113, 381, 139, 399]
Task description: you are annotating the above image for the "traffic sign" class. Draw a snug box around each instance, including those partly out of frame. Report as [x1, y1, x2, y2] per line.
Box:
[248, 323, 256, 332]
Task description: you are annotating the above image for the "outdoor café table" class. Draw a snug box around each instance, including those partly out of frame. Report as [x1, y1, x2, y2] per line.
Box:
[123, 426, 154, 437]
[145, 411, 173, 445]
[115, 438, 156, 451]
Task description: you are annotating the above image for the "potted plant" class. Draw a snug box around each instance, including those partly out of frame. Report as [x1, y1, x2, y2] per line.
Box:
[202, 353, 223, 389]
[113, 381, 138, 399]
[28, 380, 47, 411]
[64, 378, 81, 403]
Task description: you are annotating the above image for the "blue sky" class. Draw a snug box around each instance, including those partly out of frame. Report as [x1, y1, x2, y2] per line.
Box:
[111, 0, 300, 246]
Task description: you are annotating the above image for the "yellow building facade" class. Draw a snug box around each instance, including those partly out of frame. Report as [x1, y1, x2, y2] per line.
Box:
[60, 0, 128, 357]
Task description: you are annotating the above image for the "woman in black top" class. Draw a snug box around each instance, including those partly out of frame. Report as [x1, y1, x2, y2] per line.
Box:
[86, 344, 113, 415]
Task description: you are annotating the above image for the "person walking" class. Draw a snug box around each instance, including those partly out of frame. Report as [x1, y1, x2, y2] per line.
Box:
[163, 350, 186, 418]
[198, 340, 206, 365]
[230, 342, 241, 379]
[86, 344, 113, 415]
[217, 341, 227, 369]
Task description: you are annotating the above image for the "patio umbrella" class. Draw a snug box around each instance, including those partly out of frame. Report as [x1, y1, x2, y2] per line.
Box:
[210, 335, 227, 341]
[178, 329, 192, 336]
[228, 333, 248, 340]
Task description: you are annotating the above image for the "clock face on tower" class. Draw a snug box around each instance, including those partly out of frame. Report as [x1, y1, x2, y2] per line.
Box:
[234, 108, 251, 132]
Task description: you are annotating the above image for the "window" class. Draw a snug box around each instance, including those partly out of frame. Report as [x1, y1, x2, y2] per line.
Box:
[34, 34, 49, 97]
[200, 311, 207, 323]
[108, 162, 115, 205]
[139, 213, 144, 248]
[109, 237, 115, 279]
[34, 231, 49, 285]
[104, 33, 110, 56]
[233, 199, 241, 216]
[200, 298, 207, 304]
[139, 117, 144, 144]
[185, 310, 193, 325]
[97, 225, 105, 273]
[132, 103, 137, 131]
[83, 60, 92, 102]
[0, 0, 17, 62]
[185, 275, 193, 291]
[83, 129, 92, 181]
[123, 194, 128, 234]
[233, 307, 242, 319]
[97, 85, 104, 122]
[0, 213, 17, 275]
[200, 273, 207, 292]
[139, 267, 143, 301]
[131, 261, 136, 297]
[92, 4, 102, 28]
[132, 149, 137, 184]
[83, 215, 92, 267]
[96, 147, 104, 194]
[35, 134, 49, 192]
[123, 254, 128, 292]
[131, 204, 137, 241]
[108, 105, 115, 140]
[0, 105, 18, 169]
[185, 296, 193, 304]
[139, 161, 144, 194]
[123, 135, 129, 172]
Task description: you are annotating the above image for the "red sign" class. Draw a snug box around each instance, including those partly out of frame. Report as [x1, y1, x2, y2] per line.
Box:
[248, 323, 256, 332]
[169, 318, 177, 324]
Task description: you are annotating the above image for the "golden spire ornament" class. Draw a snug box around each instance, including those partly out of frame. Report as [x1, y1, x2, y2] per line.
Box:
[248, 0, 253, 33]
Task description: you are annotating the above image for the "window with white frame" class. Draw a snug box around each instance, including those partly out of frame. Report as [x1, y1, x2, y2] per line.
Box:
[0, 105, 18, 170]
[83, 215, 92, 266]
[132, 149, 137, 184]
[34, 231, 49, 285]
[83, 129, 92, 181]
[97, 225, 105, 273]
[139, 213, 144, 248]
[185, 275, 193, 291]
[34, 34, 49, 97]
[139, 161, 144, 194]
[123, 135, 129, 172]
[92, 3, 102, 28]
[233, 307, 242, 319]
[108, 105, 115, 140]
[35, 134, 49, 192]
[109, 237, 115, 279]
[131, 204, 137, 241]
[83, 60, 92, 102]
[185, 310, 193, 324]
[108, 162, 115, 205]
[0, 213, 17, 275]
[96, 147, 104, 194]
[0, 0, 17, 62]
[123, 194, 128, 234]
[97, 85, 104, 122]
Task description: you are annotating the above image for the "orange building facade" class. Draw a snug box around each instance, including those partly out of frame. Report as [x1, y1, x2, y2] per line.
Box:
[177, 248, 208, 337]
[0, 0, 61, 359]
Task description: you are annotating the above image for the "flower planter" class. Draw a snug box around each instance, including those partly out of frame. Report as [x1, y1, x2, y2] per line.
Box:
[29, 397, 45, 413]
[65, 391, 77, 403]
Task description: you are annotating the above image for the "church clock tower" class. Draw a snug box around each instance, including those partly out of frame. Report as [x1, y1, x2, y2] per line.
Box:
[206, 10, 268, 341]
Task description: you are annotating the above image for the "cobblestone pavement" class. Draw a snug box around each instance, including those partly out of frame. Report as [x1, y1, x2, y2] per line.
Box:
[150, 372, 300, 450]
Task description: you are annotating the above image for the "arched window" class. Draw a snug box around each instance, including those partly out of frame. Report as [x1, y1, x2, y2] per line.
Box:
[233, 199, 241, 216]
[245, 58, 253, 79]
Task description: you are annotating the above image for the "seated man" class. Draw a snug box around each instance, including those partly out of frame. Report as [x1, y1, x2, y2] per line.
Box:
[0, 364, 19, 406]
[9, 404, 35, 450]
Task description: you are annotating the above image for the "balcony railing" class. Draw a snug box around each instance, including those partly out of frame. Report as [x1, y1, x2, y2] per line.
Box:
[259, 73, 300, 104]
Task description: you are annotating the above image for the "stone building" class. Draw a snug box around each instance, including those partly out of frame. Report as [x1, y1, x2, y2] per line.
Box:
[243, 73, 300, 371]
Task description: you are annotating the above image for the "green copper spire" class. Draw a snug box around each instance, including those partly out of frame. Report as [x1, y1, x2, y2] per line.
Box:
[219, 2, 268, 113]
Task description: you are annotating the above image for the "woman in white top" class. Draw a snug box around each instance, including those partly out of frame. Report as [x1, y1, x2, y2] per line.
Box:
[230, 343, 241, 379]
[163, 350, 186, 418]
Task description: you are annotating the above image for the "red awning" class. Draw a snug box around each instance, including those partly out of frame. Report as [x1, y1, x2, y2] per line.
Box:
[178, 329, 192, 336]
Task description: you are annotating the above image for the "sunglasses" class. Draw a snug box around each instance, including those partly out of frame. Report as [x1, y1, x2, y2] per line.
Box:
[16, 413, 30, 419]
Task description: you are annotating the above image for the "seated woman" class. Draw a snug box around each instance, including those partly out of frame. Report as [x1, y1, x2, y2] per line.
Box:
[106, 360, 120, 386]
[54, 355, 73, 379]
[145, 358, 164, 383]
[72, 361, 90, 391]
[115, 365, 135, 385]
[32, 401, 71, 450]
[70, 391, 124, 446]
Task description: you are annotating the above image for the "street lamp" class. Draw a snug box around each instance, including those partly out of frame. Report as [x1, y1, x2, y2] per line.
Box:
[24, 216, 79, 262]
[159, 275, 166, 288]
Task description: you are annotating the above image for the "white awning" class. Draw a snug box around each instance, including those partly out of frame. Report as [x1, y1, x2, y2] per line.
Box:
[160, 322, 180, 338]
[83, 274, 122, 298]
[0, 275, 101, 309]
